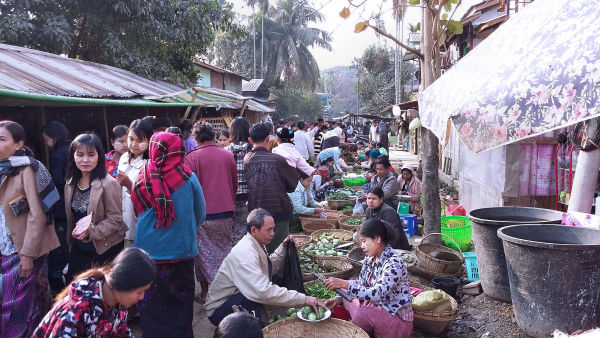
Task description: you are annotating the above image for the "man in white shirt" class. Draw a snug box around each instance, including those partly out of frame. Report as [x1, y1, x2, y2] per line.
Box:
[294, 120, 315, 162]
[205, 208, 326, 325]
[309, 118, 325, 138]
[369, 120, 379, 144]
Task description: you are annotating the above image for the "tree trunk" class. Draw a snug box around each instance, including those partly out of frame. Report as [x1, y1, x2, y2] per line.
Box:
[421, 2, 442, 242]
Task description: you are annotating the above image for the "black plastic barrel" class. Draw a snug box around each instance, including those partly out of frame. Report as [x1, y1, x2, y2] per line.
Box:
[498, 225, 600, 337]
[468, 207, 562, 302]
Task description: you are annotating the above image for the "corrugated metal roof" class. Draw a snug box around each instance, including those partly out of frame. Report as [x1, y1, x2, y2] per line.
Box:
[242, 79, 264, 92]
[0, 43, 183, 98]
[225, 99, 275, 114]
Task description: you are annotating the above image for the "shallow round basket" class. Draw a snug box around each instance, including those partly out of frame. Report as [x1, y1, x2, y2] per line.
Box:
[263, 317, 368, 338]
[338, 215, 365, 231]
[415, 233, 464, 275]
[301, 256, 355, 282]
[413, 294, 459, 335]
[311, 229, 354, 242]
[342, 210, 354, 216]
[302, 221, 336, 235]
[300, 210, 341, 228]
[290, 234, 312, 248]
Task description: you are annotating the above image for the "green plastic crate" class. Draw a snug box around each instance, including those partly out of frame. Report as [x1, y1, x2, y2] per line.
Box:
[440, 216, 472, 252]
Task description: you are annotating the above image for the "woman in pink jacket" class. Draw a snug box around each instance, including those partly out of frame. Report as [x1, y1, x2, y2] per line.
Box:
[397, 167, 421, 215]
[272, 128, 314, 176]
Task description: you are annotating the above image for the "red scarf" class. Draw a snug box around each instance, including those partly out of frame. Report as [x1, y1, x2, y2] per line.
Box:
[132, 132, 192, 229]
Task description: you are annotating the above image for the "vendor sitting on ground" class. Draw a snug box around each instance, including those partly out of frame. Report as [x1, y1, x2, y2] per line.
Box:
[360, 156, 399, 209]
[363, 187, 410, 250]
[323, 219, 413, 338]
[205, 208, 327, 325]
[289, 172, 326, 232]
[312, 166, 335, 202]
[397, 166, 422, 215]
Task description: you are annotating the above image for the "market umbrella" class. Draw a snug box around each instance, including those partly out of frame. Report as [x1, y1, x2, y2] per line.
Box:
[418, 0, 600, 153]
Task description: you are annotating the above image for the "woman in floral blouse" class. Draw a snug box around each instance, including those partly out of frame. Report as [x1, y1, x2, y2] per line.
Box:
[324, 218, 413, 338]
[33, 247, 156, 337]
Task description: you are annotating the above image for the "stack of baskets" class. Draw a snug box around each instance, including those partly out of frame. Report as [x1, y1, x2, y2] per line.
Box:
[409, 233, 465, 279]
[290, 234, 312, 249]
[263, 318, 368, 338]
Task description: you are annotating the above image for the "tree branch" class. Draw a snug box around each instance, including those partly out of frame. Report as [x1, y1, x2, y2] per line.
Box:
[368, 23, 424, 60]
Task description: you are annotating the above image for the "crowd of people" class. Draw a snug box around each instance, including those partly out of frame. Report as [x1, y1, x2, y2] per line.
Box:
[0, 115, 419, 337]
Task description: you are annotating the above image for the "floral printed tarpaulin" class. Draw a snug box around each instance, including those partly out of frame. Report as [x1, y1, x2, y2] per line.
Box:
[418, 0, 600, 153]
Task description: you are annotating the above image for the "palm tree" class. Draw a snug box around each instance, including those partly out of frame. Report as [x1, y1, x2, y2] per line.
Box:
[262, 0, 332, 91]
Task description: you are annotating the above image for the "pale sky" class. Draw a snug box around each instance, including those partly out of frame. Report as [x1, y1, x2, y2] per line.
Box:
[228, 0, 478, 70]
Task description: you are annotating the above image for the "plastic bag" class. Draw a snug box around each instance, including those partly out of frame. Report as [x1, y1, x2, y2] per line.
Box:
[280, 243, 305, 294]
[446, 205, 466, 216]
[411, 290, 452, 312]
[352, 199, 365, 216]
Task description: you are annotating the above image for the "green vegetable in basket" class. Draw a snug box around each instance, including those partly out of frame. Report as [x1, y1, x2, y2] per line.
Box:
[307, 312, 317, 321]
[342, 218, 364, 226]
[287, 307, 296, 316]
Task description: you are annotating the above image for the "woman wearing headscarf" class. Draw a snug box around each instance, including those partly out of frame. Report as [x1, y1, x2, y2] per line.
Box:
[132, 132, 206, 338]
[311, 166, 335, 202]
[397, 166, 422, 215]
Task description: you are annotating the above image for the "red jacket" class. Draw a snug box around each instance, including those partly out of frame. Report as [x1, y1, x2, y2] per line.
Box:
[185, 143, 238, 215]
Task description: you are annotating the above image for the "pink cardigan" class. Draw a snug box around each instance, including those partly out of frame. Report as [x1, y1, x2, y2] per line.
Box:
[185, 143, 237, 214]
[397, 171, 421, 213]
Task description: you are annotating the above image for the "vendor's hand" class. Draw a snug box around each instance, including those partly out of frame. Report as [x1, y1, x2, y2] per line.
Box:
[116, 171, 132, 190]
[325, 297, 343, 310]
[358, 195, 367, 202]
[18, 255, 34, 278]
[314, 207, 325, 214]
[323, 277, 350, 291]
[282, 235, 295, 248]
[304, 296, 328, 314]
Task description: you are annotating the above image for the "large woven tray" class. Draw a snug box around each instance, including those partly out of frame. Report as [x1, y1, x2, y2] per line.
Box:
[263, 318, 368, 338]
[311, 229, 354, 242]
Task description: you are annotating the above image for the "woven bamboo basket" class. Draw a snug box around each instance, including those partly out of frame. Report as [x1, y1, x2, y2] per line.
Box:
[415, 233, 464, 275]
[290, 234, 312, 249]
[342, 210, 353, 216]
[311, 229, 354, 242]
[299, 210, 341, 228]
[408, 264, 465, 279]
[412, 289, 459, 335]
[263, 318, 368, 338]
[301, 221, 336, 235]
[337, 215, 365, 231]
[301, 256, 354, 282]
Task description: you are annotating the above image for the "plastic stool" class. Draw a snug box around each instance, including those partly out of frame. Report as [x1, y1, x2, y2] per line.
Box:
[399, 214, 417, 237]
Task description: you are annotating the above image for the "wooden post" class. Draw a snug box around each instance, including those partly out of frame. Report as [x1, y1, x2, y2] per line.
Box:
[239, 99, 248, 117]
[181, 90, 199, 122]
[40, 106, 49, 167]
[103, 107, 110, 151]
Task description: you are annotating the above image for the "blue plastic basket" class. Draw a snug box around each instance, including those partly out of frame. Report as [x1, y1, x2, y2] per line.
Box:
[399, 214, 418, 237]
[463, 252, 479, 281]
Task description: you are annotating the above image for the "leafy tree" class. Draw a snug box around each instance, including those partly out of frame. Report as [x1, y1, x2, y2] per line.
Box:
[205, 29, 255, 80]
[0, 0, 240, 84]
[320, 67, 359, 115]
[272, 84, 324, 121]
[262, 0, 332, 90]
[353, 44, 417, 115]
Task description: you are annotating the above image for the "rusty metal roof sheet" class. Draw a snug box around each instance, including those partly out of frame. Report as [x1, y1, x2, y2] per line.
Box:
[0, 43, 183, 98]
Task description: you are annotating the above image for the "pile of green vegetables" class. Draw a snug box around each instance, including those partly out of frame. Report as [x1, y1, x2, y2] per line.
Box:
[325, 188, 361, 201]
[305, 281, 337, 300]
[341, 218, 364, 226]
[299, 253, 340, 274]
[268, 308, 298, 323]
[301, 234, 349, 257]
[299, 305, 327, 321]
